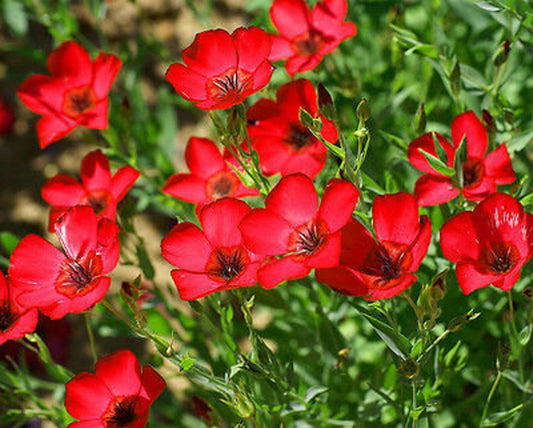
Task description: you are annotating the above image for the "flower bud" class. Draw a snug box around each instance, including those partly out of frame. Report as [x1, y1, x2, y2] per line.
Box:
[493, 39, 510, 66]
[356, 98, 371, 123]
[318, 83, 336, 121]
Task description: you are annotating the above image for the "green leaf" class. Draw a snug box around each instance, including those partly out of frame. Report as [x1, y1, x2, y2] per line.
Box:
[136, 239, 155, 280]
[0, 231, 19, 256]
[180, 353, 195, 371]
[519, 324, 532, 346]
[2, 0, 28, 36]
[482, 404, 523, 427]
[379, 130, 408, 151]
[419, 149, 456, 177]
[305, 386, 328, 402]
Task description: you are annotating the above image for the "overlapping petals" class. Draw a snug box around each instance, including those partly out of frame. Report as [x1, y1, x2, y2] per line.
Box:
[440, 193, 533, 294]
[17, 41, 122, 148]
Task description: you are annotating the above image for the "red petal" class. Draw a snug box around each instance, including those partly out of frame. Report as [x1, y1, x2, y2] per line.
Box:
[17, 75, 66, 115]
[313, 0, 349, 22]
[162, 174, 207, 204]
[484, 144, 515, 184]
[200, 198, 250, 247]
[239, 208, 292, 255]
[252, 136, 291, 175]
[270, 35, 293, 61]
[67, 421, 102, 427]
[65, 372, 113, 419]
[407, 132, 454, 175]
[408, 215, 432, 270]
[337, 219, 376, 267]
[0, 307, 38, 346]
[185, 137, 225, 179]
[440, 211, 480, 263]
[270, 0, 311, 40]
[161, 222, 212, 272]
[265, 174, 318, 228]
[318, 178, 358, 233]
[109, 166, 140, 200]
[320, 116, 338, 143]
[281, 149, 326, 179]
[315, 266, 369, 296]
[451, 111, 487, 158]
[36, 114, 77, 148]
[365, 274, 417, 300]
[233, 27, 272, 72]
[414, 175, 459, 206]
[77, 98, 109, 129]
[258, 256, 310, 288]
[228, 261, 261, 288]
[96, 218, 120, 274]
[41, 174, 84, 206]
[249, 60, 274, 93]
[81, 150, 112, 191]
[91, 53, 122, 99]
[95, 350, 142, 397]
[304, 231, 341, 268]
[277, 79, 318, 119]
[171, 270, 221, 300]
[55, 206, 98, 260]
[285, 54, 323, 76]
[462, 176, 495, 201]
[373, 192, 419, 245]
[456, 263, 499, 295]
[47, 41, 92, 87]
[182, 29, 237, 76]
[165, 64, 208, 101]
[494, 267, 521, 292]
[137, 365, 166, 408]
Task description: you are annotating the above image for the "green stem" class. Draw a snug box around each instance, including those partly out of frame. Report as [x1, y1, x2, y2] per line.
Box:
[84, 312, 98, 364]
[479, 369, 502, 427]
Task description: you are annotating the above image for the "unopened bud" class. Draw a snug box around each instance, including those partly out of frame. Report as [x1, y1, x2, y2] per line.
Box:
[415, 103, 426, 134]
[523, 287, 533, 300]
[482, 109, 495, 134]
[494, 39, 510, 66]
[430, 270, 447, 302]
[399, 357, 419, 379]
[318, 83, 336, 120]
[447, 309, 480, 332]
[356, 98, 371, 123]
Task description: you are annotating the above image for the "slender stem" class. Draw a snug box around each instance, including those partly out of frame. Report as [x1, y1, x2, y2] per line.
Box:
[417, 330, 450, 363]
[84, 312, 98, 364]
[403, 292, 424, 332]
[479, 369, 502, 428]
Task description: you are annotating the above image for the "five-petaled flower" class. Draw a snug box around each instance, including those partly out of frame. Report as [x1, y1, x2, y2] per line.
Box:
[269, 0, 357, 76]
[239, 174, 358, 289]
[65, 349, 165, 428]
[9, 206, 120, 319]
[42, 149, 140, 232]
[440, 192, 533, 295]
[162, 137, 259, 217]
[17, 41, 122, 148]
[161, 198, 263, 300]
[166, 27, 273, 110]
[408, 111, 515, 206]
[0, 271, 38, 346]
[316, 192, 431, 300]
[247, 78, 337, 179]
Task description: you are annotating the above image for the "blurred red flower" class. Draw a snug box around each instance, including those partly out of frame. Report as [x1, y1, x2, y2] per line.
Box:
[65, 349, 165, 427]
[166, 27, 273, 110]
[9, 206, 120, 319]
[247, 79, 337, 179]
[162, 137, 258, 217]
[162, 198, 263, 300]
[316, 192, 431, 300]
[17, 41, 121, 148]
[440, 193, 533, 294]
[239, 174, 358, 289]
[0, 272, 38, 346]
[408, 111, 515, 206]
[42, 149, 140, 232]
[269, 0, 357, 76]
[0, 97, 15, 135]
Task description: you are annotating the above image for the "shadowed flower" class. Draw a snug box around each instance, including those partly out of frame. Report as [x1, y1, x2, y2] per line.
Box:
[239, 174, 358, 289]
[440, 193, 533, 294]
[316, 192, 431, 300]
[17, 41, 122, 148]
[166, 27, 273, 110]
[9, 206, 120, 319]
[408, 111, 515, 206]
[269, 0, 357, 76]
[65, 349, 165, 427]
[247, 79, 337, 179]
[0, 97, 15, 135]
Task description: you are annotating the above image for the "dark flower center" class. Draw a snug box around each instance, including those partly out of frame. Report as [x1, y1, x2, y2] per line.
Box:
[283, 122, 314, 152]
[289, 221, 328, 258]
[63, 86, 98, 118]
[55, 251, 103, 298]
[0, 304, 16, 332]
[81, 190, 114, 216]
[206, 171, 239, 200]
[363, 242, 412, 289]
[207, 247, 248, 283]
[103, 396, 137, 427]
[462, 158, 485, 188]
[207, 68, 253, 101]
[483, 242, 519, 274]
[293, 29, 325, 56]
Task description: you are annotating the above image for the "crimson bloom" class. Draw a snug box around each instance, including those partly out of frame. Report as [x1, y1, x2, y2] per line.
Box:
[408, 111, 515, 206]
[0, 272, 38, 346]
[42, 149, 140, 231]
[239, 174, 358, 289]
[166, 27, 273, 110]
[0, 97, 15, 135]
[17, 41, 122, 148]
[9, 206, 120, 319]
[65, 349, 165, 427]
[162, 198, 263, 300]
[162, 137, 258, 216]
[247, 79, 337, 179]
[316, 192, 431, 300]
[440, 193, 533, 295]
[269, 0, 357, 76]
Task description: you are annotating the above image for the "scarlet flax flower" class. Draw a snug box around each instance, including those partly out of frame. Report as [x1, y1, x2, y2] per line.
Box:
[162, 198, 263, 300]
[239, 174, 358, 289]
[440, 193, 533, 294]
[0, 272, 38, 346]
[9, 206, 120, 319]
[316, 192, 431, 300]
[166, 27, 273, 110]
[17, 41, 122, 148]
[65, 349, 165, 427]
[269, 0, 357, 76]
[408, 111, 515, 206]
[247, 79, 337, 179]
[42, 149, 140, 231]
[162, 137, 258, 217]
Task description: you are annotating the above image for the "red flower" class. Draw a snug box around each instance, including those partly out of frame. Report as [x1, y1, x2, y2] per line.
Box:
[246, 79, 337, 179]
[9, 206, 120, 319]
[17, 41, 122, 148]
[0, 97, 15, 135]
[162, 137, 259, 217]
[316, 192, 431, 300]
[269, 0, 357, 76]
[440, 193, 533, 294]
[161, 198, 263, 300]
[166, 27, 273, 110]
[408, 111, 515, 206]
[239, 174, 358, 289]
[42, 149, 140, 231]
[0, 272, 38, 346]
[65, 349, 165, 427]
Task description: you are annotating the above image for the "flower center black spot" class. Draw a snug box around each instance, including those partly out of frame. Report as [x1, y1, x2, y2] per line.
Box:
[104, 398, 136, 427]
[212, 72, 248, 98]
[295, 223, 325, 256]
[462, 158, 484, 187]
[209, 249, 245, 282]
[486, 245, 516, 274]
[293, 29, 324, 56]
[211, 176, 233, 199]
[0, 304, 15, 332]
[284, 122, 313, 151]
[89, 196, 107, 215]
